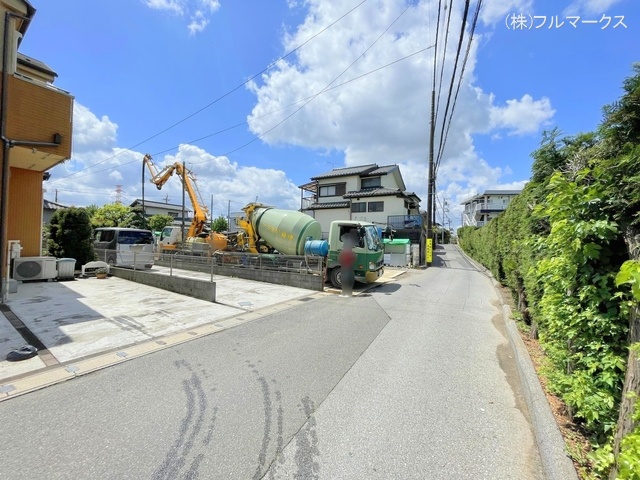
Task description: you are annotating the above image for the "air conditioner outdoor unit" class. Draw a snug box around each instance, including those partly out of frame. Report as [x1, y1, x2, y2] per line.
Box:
[13, 257, 57, 281]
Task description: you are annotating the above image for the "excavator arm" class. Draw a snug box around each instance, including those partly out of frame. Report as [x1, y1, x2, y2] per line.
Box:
[142, 153, 210, 239]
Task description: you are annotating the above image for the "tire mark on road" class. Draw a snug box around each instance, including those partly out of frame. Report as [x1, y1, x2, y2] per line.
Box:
[152, 360, 212, 480]
[294, 396, 320, 480]
[246, 360, 284, 480]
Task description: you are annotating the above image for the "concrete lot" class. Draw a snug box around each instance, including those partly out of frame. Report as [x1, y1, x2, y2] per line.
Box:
[0, 266, 403, 398]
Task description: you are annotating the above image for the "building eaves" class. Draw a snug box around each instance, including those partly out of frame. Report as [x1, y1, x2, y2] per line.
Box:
[131, 199, 186, 210]
[43, 199, 67, 210]
[482, 189, 522, 195]
[404, 192, 422, 202]
[461, 189, 522, 205]
[311, 164, 378, 180]
[308, 202, 350, 209]
[360, 164, 397, 177]
[17, 53, 57, 78]
[343, 187, 402, 198]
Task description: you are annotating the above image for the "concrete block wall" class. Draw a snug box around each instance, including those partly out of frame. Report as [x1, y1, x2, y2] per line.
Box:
[155, 260, 325, 291]
[110, 267, 216, 302]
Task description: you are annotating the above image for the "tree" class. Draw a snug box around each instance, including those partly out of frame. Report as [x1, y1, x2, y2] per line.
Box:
[148, 214, 174, 232]
[83, 204, 99, 220]
[91, 203, 132, 228]
[595, 65, 640, 478]
[211, 215, 228, 232]
[127, 205, 147, 229]
[47, 207, 95, 266]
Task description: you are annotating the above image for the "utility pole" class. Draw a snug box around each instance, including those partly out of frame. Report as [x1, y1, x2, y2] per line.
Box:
[227, 200, 231, 232]
[210, 194, 214, 230]
[181, 161, 186, 245]
[426, 89, 435, 266]
[441, 198, 448, 244]
[141, 157, 146, 228]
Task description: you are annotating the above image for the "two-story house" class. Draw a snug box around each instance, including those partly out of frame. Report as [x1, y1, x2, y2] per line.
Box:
[130, 199, 193, 227]
[299, 164, 422, 239]
[461, 190, 522, 227]
[0, 0, 73, 296]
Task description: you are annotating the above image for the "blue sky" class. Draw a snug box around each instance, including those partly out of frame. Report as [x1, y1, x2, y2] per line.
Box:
[20, 0, 638, 227]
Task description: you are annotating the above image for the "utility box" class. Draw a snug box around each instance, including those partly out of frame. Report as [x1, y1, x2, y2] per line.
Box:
[56, 258, 76, 280]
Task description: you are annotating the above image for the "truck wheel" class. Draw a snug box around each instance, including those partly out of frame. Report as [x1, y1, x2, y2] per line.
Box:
[330, 267, 342, 289]
[107, 255, 116, 267]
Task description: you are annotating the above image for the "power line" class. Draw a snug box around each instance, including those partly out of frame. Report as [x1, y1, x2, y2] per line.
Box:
[52, 0, 370, 183]
[54, 42, 433, 181]
[435, 0, 482, 174]
[434, 0, 471, 176]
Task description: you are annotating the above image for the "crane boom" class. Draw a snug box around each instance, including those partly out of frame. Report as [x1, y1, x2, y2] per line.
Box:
[142, 153, 209, 239]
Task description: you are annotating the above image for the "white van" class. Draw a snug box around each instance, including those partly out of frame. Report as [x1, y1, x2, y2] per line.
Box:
[94, 227, 154, 269]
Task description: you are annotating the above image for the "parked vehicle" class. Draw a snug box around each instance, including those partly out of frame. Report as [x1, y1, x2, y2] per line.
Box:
[320, 221, 385, 288]
[93, 227, 154, 269]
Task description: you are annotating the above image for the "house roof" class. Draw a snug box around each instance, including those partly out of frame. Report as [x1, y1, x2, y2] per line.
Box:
[310, 164, 379, 180]
[131, 199, 186, 210]
[17, 1, 36, 43]
[43, 199, 67, 210]
[17, 53, 57, 78]
[343, 187, 402, 198]
[306, 202, 350, 210]
[343, 188, 420, 203]
[461, 190, 522, 205]
[360, 165, 398, 177]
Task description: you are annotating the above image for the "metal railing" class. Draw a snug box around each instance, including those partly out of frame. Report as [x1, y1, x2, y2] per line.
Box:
[94, 249, 154, 270]
[157, 251, 325, 276]
[387, 215, 423, 229]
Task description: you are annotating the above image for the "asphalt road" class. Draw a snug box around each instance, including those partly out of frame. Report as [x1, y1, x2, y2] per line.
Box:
[0, 245, 544, 479]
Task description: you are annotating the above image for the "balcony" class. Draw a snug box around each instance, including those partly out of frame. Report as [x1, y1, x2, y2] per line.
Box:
[3, 73, 73, 172]
[387, 214, 423, 230]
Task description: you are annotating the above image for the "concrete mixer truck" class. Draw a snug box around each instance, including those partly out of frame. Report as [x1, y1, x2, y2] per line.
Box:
[233, 204, 385, 288]
[142, 150, 385, 286]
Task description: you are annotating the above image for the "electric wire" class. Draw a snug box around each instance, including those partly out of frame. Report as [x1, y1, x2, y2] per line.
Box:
[51, 0, 370, 182]
[210, 1, 415, 162]
[435, 0, 482, 174]
[151, 45, 434, 157]
[434, 0, 454, 124]
[55, 44, 434, 182]
[434, 0, 470, 178]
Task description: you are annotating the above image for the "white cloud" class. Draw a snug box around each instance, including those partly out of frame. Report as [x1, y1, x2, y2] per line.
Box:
[47, 109, 301, 214]
[187, 11, 209, 36]
[144, 0, 184, 15]
[72, 103, 118, 153]
[247, 0, 552, 224]
[490, 94, 555, 135]
[199, 0, 220, 12]
[480, 0, 534, 25]
[144, 0, 220, 34]
[564, 0, 625, 16]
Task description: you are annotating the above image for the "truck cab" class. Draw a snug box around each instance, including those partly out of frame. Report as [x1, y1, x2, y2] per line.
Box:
[326, 221, 384, 288]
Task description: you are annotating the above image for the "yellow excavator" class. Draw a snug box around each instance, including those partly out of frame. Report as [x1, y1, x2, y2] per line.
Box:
[143, 154, 228, 253]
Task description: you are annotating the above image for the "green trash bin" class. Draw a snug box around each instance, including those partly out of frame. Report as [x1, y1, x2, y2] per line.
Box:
[56, 258, 76, 280]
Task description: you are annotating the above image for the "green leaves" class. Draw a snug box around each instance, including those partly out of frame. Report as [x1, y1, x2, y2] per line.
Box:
[616, 260, 640, 301]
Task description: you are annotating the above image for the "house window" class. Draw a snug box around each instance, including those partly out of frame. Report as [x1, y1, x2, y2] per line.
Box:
[351, 202, 366, 213]
[319, 183, 346, 197]
[368, 201, 384, 212]
[361, 177, 381, 189]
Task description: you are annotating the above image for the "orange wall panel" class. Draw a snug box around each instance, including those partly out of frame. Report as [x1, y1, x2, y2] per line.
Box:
[7, 167, 43, 256]
[3, 75, 73, 159]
